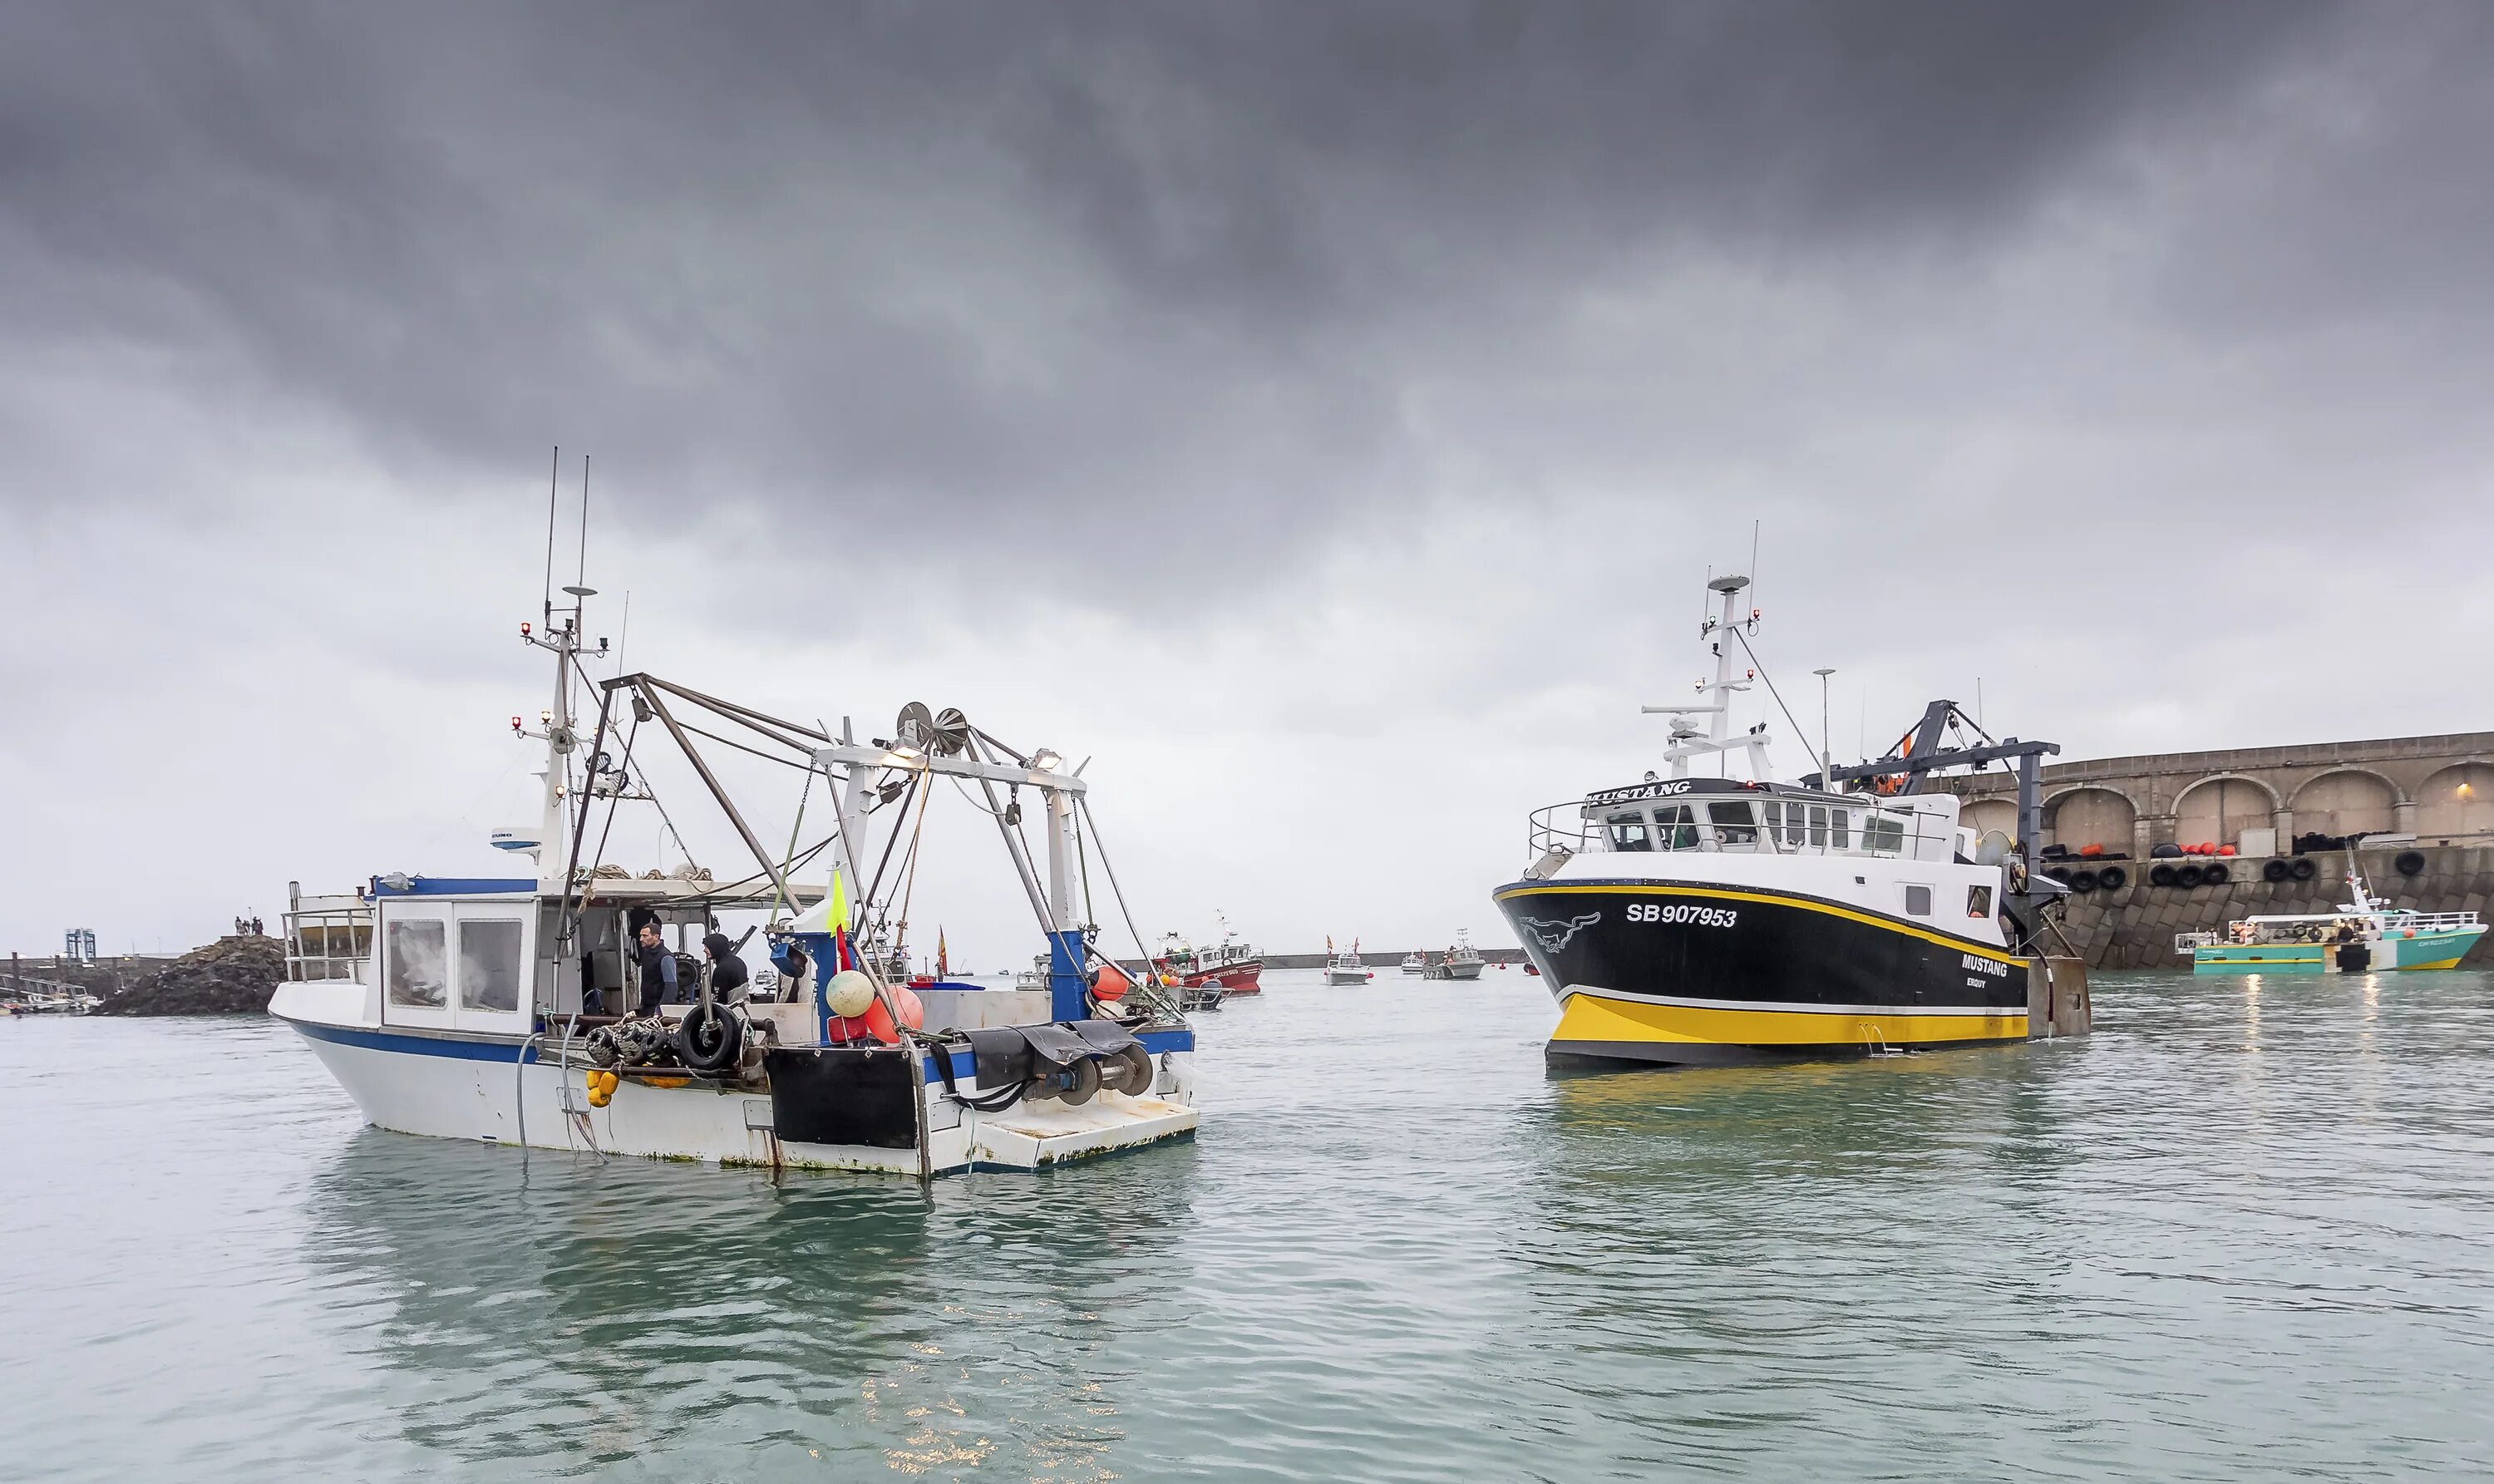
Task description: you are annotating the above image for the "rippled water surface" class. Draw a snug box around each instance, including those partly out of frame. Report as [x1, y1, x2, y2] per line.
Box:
[8, 968, 2494, 1480]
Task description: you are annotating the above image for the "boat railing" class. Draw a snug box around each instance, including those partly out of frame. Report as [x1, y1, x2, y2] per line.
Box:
[2381, 910, 2483, 932]
[2174, 931, 2220, 952]
[1528, 798, 1958, 864]
[284, 907, 372, 983]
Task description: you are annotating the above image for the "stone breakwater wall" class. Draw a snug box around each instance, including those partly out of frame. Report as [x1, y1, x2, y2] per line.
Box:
[2051, 846, 2494, 969]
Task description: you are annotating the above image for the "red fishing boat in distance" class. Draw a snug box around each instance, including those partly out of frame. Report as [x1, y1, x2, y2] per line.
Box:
[1153, 915, 1263, 994]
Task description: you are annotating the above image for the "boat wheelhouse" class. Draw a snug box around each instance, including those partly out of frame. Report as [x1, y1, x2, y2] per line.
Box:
[1496, 572, 2082, 1069]
[1325, 941, 1371, 985]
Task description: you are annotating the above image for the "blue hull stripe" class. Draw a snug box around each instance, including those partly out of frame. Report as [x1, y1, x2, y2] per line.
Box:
[282, 1015, 532, 1062]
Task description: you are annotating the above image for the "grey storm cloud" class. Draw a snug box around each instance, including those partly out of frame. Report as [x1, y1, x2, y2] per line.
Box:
[12, 0, 2456, 572]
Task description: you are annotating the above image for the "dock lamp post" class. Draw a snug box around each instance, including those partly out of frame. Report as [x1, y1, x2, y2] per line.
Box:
[1813, 668, 1836, 787]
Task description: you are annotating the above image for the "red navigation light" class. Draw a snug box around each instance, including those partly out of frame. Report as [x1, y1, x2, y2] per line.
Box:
[510, 716, 524, 732]
[520, 621, 532, 636]
[1746, 668, 1755, 679]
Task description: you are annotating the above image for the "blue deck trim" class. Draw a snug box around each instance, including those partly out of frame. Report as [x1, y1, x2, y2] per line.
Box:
[372, 875, 537, 897]
[283, 1015, 532, 1062]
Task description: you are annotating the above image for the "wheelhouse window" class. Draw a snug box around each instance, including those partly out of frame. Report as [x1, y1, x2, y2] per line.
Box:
[1654, 804, 1700, 851]
[1708, 801, 1760, 848]
[1607, 812, 1654, 852]
[1905, 885, 1933, 916]
[1807, 804, 1829, 848]
[1862, 813, 1906, 855]
[1831, 809, 1851, 850]
[458, 919, 525, 1012]
[386, 919, 448, 1008]
[1967, 885, 1994, 919]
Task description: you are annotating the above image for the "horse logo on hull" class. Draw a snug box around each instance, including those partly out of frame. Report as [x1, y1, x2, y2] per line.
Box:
[1520, 912, 1602, 953]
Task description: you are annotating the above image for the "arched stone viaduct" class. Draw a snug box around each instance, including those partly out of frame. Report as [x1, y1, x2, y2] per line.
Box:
[1941, 732, 2494, 968]
[1943, 732, 2494, 858]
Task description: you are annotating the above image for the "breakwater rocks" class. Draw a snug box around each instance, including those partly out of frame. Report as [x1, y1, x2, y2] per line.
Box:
[96, 934, 285, 1016]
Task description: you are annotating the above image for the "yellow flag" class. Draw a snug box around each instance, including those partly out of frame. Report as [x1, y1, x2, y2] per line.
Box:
[830, 865, 850, 932]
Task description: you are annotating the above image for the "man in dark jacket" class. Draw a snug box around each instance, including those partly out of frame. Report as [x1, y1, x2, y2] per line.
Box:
[633, 919, 677, 1014]
[702, 932, 750, 1002]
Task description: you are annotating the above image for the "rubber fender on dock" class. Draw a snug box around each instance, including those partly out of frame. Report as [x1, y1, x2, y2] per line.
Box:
[2069, 869, 2099, 893]
[2262, 859, 2292, 883]
[2202, 861, 2230, 885]
[2291, 856, 2319, 881]
[2394, 850, 2427, 877]
[2148, 863, 2177, 888]
[2176, 864, 2206, 888]
[2045, 866, 2074, 885]
[2095, 865, 2127, 891]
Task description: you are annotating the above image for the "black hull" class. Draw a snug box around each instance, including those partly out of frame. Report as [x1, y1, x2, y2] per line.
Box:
[1495, 877, 2029, 1063]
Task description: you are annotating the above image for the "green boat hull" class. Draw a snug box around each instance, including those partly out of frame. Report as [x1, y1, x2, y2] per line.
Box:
[2192, 926, 2484, 974]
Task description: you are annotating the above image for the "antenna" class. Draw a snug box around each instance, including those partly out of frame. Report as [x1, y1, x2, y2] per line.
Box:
[576, 454, 591, 590]
[1747, 520, 1760, 614]
[612, 590, 632, 678]
[542, 446, 560, 619]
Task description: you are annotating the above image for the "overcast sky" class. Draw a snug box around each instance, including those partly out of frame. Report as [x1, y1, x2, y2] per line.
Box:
[5, 2, 2491, 964]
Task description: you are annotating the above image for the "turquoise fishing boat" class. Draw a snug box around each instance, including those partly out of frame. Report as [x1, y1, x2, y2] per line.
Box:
[2176, 865, 2484, 974]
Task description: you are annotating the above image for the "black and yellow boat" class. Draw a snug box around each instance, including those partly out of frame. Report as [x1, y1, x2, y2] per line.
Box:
[1498, 574, 2076, 1070]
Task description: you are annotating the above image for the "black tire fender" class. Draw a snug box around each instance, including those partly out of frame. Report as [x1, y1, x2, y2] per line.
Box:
[2202, 861, 2230, 885]
[2095, 865, 2128, 891]
[2291, 857, 2319, 881]
[2262, 859, 2292, 883]
[675, 1002, 745, 1073]
[2176, 864, 2206, 888]
[2394, 849, 2427, 877]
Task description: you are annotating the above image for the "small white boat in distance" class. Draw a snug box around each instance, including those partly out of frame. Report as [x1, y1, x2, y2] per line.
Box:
[1326, 939, 1371, 985]
[1435, 931, 1485, 981]
[1399, 951, 1426, 974]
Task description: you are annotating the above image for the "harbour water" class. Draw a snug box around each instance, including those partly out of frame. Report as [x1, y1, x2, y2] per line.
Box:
[8, 967, 2494, 1481]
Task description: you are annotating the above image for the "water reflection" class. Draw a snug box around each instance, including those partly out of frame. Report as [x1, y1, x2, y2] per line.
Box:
[303, 1128, 1199, 1475]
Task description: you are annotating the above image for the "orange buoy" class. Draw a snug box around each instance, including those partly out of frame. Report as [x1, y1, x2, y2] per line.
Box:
[859, 985, 925, 1044]
[1094, 962, 1133, 1003]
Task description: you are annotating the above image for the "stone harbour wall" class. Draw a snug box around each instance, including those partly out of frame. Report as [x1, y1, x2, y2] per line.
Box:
[2049, 845, 2494, 970]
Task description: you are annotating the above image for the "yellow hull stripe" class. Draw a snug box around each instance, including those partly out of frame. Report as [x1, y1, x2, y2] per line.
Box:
[1554, 990, 2029, 1048]
[2407, 957, 2466, 971]
[1500, 881, 2028, 964]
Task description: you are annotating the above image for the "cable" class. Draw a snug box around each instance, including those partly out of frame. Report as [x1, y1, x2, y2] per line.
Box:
[1731, 628, 1816, 778]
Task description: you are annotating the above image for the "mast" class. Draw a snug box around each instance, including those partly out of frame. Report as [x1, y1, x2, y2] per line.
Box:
[1643, 574, 1770, 780]
[520, 584, 595, 887]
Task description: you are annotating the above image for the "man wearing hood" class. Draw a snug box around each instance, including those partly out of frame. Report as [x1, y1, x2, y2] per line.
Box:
[702, 932, 750, 1003]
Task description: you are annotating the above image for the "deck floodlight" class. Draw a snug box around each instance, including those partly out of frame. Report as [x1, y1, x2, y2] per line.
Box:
[1033, 748, 1062, 772]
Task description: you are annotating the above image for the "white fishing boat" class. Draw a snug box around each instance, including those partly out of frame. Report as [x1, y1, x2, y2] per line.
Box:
[1325, 939, 1371, 985]
[270, 525, 1198, 1177]
[1423, 931, 1485, 981]
[1497, 572, 2082, 1068]
[1398, 951, 1426, 975]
